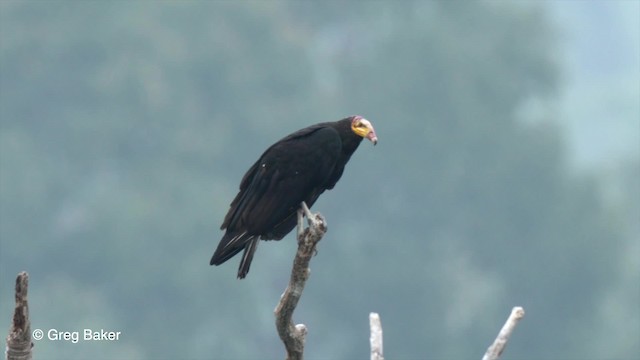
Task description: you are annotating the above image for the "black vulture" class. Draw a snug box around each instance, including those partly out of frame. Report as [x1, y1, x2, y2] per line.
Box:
[210, 115, 378, 278]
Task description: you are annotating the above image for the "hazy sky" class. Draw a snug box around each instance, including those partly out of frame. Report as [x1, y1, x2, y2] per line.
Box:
[551, 0, 639, 169]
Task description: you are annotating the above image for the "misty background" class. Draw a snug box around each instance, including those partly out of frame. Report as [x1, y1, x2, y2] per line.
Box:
[1, 1, 638, 359]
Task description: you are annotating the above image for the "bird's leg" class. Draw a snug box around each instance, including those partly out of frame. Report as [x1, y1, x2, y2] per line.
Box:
[297, 206, 304, 241]
[297, 201, 314, 243]
[299, 201, 319, 256]
[300, 201, 313, 221]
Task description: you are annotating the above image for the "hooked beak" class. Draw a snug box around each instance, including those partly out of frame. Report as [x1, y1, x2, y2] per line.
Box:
[367, 131, 378, 146]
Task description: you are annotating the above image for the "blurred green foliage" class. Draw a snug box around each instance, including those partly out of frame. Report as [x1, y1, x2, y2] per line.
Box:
[0, 1, 637, 359]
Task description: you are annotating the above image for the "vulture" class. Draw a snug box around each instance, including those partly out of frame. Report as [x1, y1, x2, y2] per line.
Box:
[210, 115, 378, 278]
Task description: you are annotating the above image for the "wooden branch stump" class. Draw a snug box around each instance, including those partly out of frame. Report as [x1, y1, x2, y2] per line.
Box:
[369, 312, 384, 360]
[274, 211, 327, 360]
[5, 271, 32, 360]
[482, 306, 525, 360]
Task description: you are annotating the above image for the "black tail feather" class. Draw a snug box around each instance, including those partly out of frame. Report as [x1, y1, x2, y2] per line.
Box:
[210, 230, 259, 279]
[237, 238, 259, 279]
[210, 231, 251, 265]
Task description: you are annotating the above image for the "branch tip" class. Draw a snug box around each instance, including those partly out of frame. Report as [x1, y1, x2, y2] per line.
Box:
[6, 271, 33, 360]
[369, 312, 384, 360]
[482, 306, 526, 360]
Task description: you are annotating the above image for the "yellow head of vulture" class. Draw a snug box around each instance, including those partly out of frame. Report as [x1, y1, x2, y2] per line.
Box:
[350, 115, 378, 145]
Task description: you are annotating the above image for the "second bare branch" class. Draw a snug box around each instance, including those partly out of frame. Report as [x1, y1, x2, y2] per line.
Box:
[483, 306, 525, 360]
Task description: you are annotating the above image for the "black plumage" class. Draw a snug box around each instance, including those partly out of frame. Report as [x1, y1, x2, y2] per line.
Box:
[210, 115, 378, 278]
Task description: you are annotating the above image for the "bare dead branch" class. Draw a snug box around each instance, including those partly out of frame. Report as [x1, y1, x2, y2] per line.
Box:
[5, 271, 32, 360]
[369, 312, 384, 360]
[274, 210, 327, 360]
[482, 306, 525, 360]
